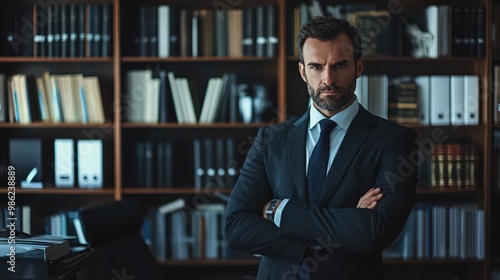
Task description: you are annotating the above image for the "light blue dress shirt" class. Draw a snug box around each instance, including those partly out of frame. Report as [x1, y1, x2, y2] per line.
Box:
[273, 98, 359, 226]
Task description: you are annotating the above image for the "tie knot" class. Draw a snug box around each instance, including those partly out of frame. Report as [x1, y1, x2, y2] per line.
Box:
[319, 119, 336, 133]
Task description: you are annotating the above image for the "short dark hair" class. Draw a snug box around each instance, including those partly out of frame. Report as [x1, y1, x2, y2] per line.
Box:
[296, 16, 362, 63]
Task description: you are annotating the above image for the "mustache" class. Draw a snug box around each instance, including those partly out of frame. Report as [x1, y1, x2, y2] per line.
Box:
[318, 84, 343, 92]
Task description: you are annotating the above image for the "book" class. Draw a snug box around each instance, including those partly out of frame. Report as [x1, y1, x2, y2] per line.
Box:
[242, 7, 255, 56]
[54, 139, 75, 188]
[255, 6, 266, 57]
[156, 141, 173, 188]
[464, 75, 479, 125]
[228, 9, 243, 57]
[36, 4, 47, 57]
[429, 75, 450, 125]
[158, 6, 170, 58]
[69, 4, 77, 57]
[495, 66, 500, 124]
[77, 139, 103, 189]
[450, 75, 465, 126]
[0, 236, 69, 261]
[215, 10, 228, 57]
[0, 74, 6, 122]
[200, 9, 214, 57]
[61, 3, 69, 57]
[388, 80, 419, 124]
[167, 71, 185, 123]
[82, 76, 105, 123]
[266, 5, 278, 57]
[180, 9, 192, 57]
[102, 3, 111, 57]
[78, 3, 85, 57]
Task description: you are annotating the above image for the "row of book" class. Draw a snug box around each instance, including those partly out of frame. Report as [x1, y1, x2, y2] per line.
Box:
[290, 2, 485, 58]
[7, 138, 103, 189]
[0, 205, 31, 234]
[384, 203, 484, 260]
[193, 138, 239, 190]
[0, 206, 87, 244]
[492, 130, 500, 190]
[125, 70, 273, 124]
[135, 141, 173, 189]
[0, 72, 105, 124]
[426, 143, 479, 190]
[131, 138, 240, 190]
[142, 199, 252, 261]
[494, 65, 500, 124]
[2, 3, 112, 57]
[356, 75, 480, 126]
[133, 5, 277, 57]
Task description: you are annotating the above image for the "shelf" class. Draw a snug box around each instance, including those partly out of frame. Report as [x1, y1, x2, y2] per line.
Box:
[121, 56, 277, 63]
[121, 122, 269, 129]
[382, 259, 484, 265]
[0, 122, 114, 129]
[0, 57, 113, 63]
[416, 188, 480, 194]
[122, 188, 232, 195]
[0, 188, 115, 195]
[288, 55, 484, 63]
[288, 56, 484, 75]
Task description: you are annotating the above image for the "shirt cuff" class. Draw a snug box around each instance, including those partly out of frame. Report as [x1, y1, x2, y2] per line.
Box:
[273, 198, 289, 227]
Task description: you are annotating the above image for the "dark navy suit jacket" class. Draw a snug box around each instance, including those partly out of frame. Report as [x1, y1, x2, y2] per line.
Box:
[225, 105, 418, 280]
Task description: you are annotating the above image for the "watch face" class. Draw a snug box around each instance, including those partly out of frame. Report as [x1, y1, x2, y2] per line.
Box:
[266, 200, 278, 221]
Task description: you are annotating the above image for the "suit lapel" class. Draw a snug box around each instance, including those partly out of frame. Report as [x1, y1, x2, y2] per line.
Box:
[288, 112, 309, 201]
[319, 106, 378, 205]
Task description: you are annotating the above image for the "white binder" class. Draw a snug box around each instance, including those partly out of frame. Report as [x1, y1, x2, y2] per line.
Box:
[464, 75, 479, 125]
[430, 75, 450, 126]
[77, 139, 103, 188]
[450, 75, 465, 126]
[415, 76, 430, 126]
[54, 139, 74, 187]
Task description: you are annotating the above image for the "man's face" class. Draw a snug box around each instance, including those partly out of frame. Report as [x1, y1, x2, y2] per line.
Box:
[299, 34, 364, 117]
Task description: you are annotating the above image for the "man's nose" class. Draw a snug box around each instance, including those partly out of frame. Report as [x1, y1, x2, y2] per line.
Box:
[322, 69, 335, 85]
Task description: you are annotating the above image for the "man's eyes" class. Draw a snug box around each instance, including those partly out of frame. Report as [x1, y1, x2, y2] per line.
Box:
[309, 63, 347, 70]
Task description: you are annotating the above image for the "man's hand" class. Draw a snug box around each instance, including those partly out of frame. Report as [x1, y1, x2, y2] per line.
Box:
[357, 188, 383, 209]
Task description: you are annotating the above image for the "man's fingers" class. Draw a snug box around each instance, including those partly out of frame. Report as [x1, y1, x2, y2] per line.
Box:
[357, 188, 383, 209]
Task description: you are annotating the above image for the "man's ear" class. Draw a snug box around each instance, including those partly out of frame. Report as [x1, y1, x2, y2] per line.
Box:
[298, 62, 307, 83]
[355, 58, 364, 78]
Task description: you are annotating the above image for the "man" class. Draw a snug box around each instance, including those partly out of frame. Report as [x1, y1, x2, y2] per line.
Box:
[225, 16, 418, 280]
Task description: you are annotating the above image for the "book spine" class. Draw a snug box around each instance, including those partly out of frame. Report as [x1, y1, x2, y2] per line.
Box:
[60, 3, 68, 57]
[78, 3, 85, 57]
[69, 4, 77, 57]
[102, 3, 111, 57]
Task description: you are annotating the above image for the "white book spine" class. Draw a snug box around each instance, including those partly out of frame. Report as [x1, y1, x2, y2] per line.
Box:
[450, 75, 465, 126]
[464, 75, 479, 125]
[430, 75, 450, 125]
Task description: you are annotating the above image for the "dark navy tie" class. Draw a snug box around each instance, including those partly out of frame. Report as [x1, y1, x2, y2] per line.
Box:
[307, 119, 336, 204]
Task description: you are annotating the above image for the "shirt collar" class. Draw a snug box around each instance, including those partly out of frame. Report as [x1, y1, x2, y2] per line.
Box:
[309, 97, 359, 131]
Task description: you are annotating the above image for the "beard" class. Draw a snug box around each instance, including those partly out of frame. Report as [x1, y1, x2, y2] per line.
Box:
[307, 73, 357, 112]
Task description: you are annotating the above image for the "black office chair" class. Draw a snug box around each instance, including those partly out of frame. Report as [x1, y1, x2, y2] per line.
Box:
[78, 198, 164, 280]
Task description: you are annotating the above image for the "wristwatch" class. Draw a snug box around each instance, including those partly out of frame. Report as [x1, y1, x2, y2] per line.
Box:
[265, 199, 280, 222]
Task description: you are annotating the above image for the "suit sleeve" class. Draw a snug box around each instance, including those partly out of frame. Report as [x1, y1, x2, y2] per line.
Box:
[225, 127, 309, 260]
[279, 127, 418, 255]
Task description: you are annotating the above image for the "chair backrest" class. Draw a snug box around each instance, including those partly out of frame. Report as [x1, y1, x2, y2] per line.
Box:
[79, 198, 164, 280]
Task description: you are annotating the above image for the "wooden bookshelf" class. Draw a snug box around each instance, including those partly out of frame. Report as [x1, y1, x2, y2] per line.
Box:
[0, 0, 496, 279]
